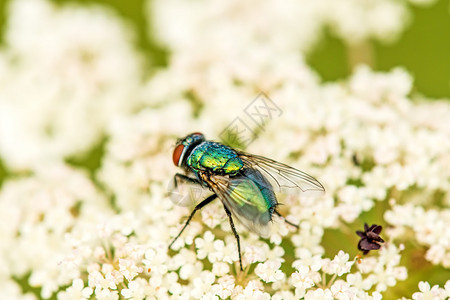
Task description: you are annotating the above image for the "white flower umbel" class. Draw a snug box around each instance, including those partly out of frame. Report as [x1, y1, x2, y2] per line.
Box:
[1, 0, 448, 298]
[97, 102, 197, 211]
[148, 0, 324, 54]
[148, 0, 434, 57]
[64, 63, 450, 298]
[411, 280, 450, 300]
[385, 204, 450, 267]
[0, 163, 111, 299]
[0, 0, 144, 170]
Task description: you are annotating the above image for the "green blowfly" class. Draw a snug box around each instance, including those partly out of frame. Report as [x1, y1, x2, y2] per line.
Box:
[169, 132, 325, 271]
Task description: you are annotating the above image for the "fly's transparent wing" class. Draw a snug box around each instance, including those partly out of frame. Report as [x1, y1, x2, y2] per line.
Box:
[206, 169, 276, 238]
[236, 150, 325, 196]
[168, 176, 212, 207]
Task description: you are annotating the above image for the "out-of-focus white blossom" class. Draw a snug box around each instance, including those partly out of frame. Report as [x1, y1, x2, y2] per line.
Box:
[0, 280, 37, 300]
[58, 279, 93, 300]
[149, 0, 323, 54]
[0, 163, 110, 298]
[0, 0, 145, 170]
[97, 102, 197, 211]
[304, 288, 334, 300]
[149, 0, 432, 58]
[324, 0, 410, 44]
[411, 280, 450, 300]
[385, 204, 450, 267]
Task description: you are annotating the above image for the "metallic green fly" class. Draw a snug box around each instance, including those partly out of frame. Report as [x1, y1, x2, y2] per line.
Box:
[169, 132, 325, 271]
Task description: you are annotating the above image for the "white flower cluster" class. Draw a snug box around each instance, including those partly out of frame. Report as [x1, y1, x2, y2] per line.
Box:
[385, 203, 450, 267]
[0, 163, 110, 299]
[97, 102, 197, 211]
[0, 0, 448, 299]
[409, 281, 450, 300]
[92, 59, 449, 298]
[148, 0, 438, 53]
[0, 0, 144, 170]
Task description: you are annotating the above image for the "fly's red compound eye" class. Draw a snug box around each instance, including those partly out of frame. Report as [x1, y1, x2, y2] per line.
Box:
[173, 144, 185, 166]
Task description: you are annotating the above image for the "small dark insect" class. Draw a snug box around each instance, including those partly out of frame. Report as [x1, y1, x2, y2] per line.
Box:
[356, 223, 385, 255]
[169, 132, 325, 271]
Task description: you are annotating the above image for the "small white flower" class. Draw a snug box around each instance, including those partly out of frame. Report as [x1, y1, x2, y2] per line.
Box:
[201, 205, 223, 229]
[195, 231, 223, 263]
[331, 280, 357, 300]
[119, 258, 143, 281]
[244, 245, 266, 265]
[293, 248, 322, 271]
[88, 270, 117, 291]
[304, 288, 333, 300]
[94, 288, 119, 300]
[357, 257, 378, 274]
[272, 290, 295, 300]
[266, 245, 285, 263]
[255, 260, 285, 283]
[234, 280, 269, 300]
[190, 271, 215, 299]
[218, 236, 239, 264]
[142, 247, 169, 276]
[269, 217, 291, 245]
[212, 275, 235, 299]
[324, 251, 354, 276]
[58, 278, 93, 300]
[120, 278, 149, 300]
[290, 265, 315, 297]
[412, 281, 448, 300]
[211, 262, 230, 277]
[346, 272, 373, 291]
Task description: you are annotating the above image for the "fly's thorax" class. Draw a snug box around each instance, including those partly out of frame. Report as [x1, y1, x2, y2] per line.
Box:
[223, 157, 243, 174]
[186, 142, 244, 175]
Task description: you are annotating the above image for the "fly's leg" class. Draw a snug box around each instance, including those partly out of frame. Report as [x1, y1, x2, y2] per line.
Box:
[168, 194, 217, 249]
[223, 205, 243, 271]
[173, 173, 200, 188]
[169, 173, 203, 206]
[274, 210, 299, 229]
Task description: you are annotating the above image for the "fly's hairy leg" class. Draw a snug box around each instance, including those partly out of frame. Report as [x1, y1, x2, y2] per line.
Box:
[223, 205, 244, 271]
[275, 210, 299, 228]
[168, 194, 217, 249]
[173, 173, 200, 188]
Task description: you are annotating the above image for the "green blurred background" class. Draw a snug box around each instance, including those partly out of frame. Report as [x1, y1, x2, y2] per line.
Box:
[1, 0, 448, 99]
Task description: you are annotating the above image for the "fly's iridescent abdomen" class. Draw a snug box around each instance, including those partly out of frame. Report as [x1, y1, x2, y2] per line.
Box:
[228, 168, 277, 227]
[187, 142, 244, 175]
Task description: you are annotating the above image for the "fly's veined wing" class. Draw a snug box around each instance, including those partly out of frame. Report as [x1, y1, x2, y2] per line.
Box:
[236, 150, 325, 196]
[168, 176, 212, 207]
[206, 168, 277, 238]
